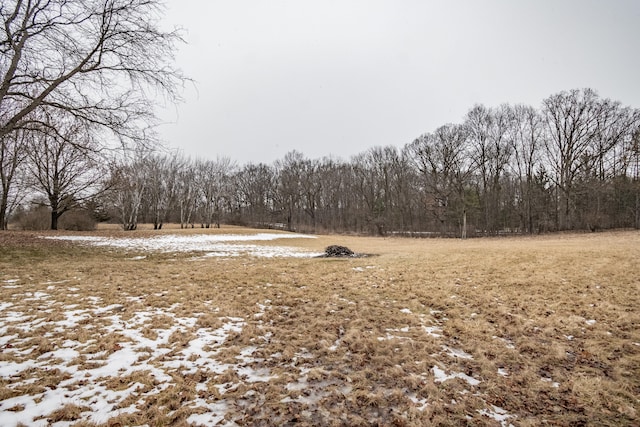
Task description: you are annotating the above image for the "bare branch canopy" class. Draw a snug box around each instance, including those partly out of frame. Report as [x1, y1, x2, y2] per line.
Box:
[0, 0, 186, 144]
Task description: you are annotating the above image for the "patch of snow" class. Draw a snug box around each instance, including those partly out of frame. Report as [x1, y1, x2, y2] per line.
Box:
[94, 304, 124, 314]
[498, 368, 509, 377]
[377, 333, 411, 342]
[129, 255, 147, 260]
[2, 279, 19, 284]
[23, 291, 49, 301]
[478, 404, 515, 427]
[54, 309, 91, 330]
[4, 311, 30, 323]
[186, 400, 231, 426]
[0, 297, 281, 426]
[542, 377, 560, 388]
[237, 366, 274, 383]
[432, 365, 480, 386]
[41, 279, 70, 285]
[400, 308, 412, 314]
[407, 393, 429, 411]
[442, 345, 474, 360]
[422, 325, 442, 338]
[492, 336, 516, 349]
[293, 349, 314, 361]
[44, 233, 322, 258]
[585, 319, 596, 326]
[328, 326, 345, 351]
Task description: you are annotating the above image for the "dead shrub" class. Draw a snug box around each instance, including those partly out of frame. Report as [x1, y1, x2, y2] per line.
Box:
[43, 404, 90, 422]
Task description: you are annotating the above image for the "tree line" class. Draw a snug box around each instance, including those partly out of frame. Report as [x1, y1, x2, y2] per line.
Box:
[7, 87, 638, 236]
[3, 4, 639, 236]
[2, 2, 640, 236]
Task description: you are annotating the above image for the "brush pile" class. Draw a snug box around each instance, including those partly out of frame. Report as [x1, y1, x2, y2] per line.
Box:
[324, 245, 355, 257]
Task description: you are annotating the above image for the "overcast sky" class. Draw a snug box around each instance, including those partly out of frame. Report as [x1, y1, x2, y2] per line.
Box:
[158, 0, 640, 165]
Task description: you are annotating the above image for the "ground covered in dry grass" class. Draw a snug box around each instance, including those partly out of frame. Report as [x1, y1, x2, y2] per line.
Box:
[0, 226, 638, 426]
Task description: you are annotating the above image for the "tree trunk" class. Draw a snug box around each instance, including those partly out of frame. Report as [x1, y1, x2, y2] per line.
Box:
[51, 210, 59, 230]
[0, 198, 7, 230]
[634, 183, 640, 230]
[461, 209, 467, 239]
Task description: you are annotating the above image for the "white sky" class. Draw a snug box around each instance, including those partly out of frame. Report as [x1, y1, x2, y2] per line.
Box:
[157, 0, 640, 164]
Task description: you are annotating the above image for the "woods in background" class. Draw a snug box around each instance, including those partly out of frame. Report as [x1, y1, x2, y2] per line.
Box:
[5, 88, 640, 236]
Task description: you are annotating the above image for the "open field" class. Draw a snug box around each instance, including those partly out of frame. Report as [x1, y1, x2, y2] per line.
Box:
[0, 226, 638, 426]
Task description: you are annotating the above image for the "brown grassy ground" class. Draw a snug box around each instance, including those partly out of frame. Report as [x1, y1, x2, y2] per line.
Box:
[0, 226, 638, 426]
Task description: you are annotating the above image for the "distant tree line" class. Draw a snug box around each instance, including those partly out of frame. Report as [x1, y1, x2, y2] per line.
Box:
[4, 88, 640, 236]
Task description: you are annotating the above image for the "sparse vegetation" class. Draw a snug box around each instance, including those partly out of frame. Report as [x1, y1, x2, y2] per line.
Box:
[0, 225, 638, 425]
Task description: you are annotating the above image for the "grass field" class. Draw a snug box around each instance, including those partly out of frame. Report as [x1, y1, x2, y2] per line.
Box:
[0, 226, 638, 426]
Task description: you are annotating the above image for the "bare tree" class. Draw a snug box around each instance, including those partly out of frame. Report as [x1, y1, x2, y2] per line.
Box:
[0, 0, 185, 144]
[315, 157, 352, 233]
[196, 157, 234, 228]
[145, 153, 181, 229]
[274, 151, 304, 231]
[176, 157, 198, 228]
[0, 129, 28, 229]
[507, 104, 544, 233]
[234, 163, 277, 226]
[298, 158, 323, 232]
[542, 89, 604, 229]
[465, 104, 513, 233]
[26, 119, 105, 230]
[108, 149, 149, 230]
[408, 124, 473, 237]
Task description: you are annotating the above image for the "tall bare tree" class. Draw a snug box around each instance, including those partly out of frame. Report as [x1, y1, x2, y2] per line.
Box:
[465, 104, 513, 233]
[274, 151, 304, 231]
[0, 0, 185, 144]
[108, 149, 149, 230]
[234, 163, 277, 226]
[145, 153, 181, 229]
[0, 128, 28, 228]
[26, 119, 105, 230]
[542, 89, 603, 229]
[507, 104, 544, 233]
[196, 157, 234, 228]
[409, 124, 473, 237]
[176, 157, 198, 229]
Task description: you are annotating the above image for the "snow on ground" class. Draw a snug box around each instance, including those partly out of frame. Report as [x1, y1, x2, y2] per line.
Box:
[2, 234, 521, 424]
[432, 365, 480, 386]
[44, 233, 323, 258]
[0, 297, 268, 426]
[0, 283, 523, 425]
[478, 405, 516, 427]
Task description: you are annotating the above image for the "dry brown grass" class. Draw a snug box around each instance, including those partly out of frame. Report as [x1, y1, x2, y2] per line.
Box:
[0, 226, 638, 425]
